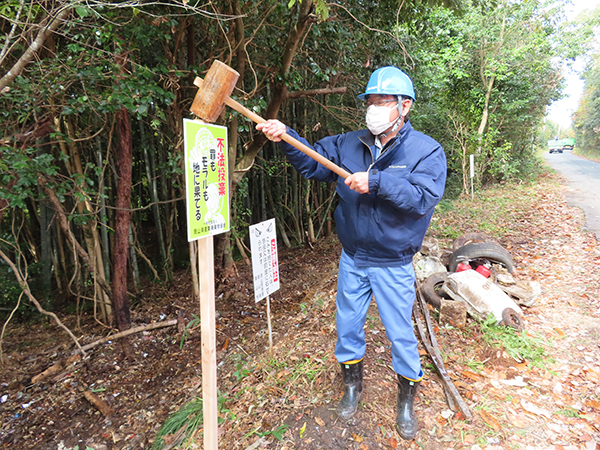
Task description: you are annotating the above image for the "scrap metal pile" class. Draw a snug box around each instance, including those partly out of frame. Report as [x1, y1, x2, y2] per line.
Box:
[415, 232, 540, 331]
[411, 232, 540, 419]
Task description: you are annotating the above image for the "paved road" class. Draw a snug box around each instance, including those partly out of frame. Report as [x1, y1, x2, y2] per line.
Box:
[543, 150, 600, 240]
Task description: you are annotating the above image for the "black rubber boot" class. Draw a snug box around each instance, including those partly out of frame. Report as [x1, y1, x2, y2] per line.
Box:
[336, 360, 363, 420]
[396, 375, 420, 440]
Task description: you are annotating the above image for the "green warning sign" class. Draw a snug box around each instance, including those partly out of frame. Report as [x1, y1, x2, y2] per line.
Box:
[183, 119, 230, 241]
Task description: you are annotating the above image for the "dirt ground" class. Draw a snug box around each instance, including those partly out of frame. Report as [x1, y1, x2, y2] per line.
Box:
[0, 172, 599, 450]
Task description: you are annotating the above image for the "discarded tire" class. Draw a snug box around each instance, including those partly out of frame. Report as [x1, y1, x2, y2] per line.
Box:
[501, 308, 524, 331]
[448, 242, 514, 273]
[420, 272, 452, 309]
[451, 232, 498, 251]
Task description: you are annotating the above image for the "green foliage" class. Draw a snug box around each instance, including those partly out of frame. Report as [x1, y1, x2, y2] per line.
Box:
[179, 314, 200, 349]
[245, 423, 290, 442]
[153, 392, 235, 449]
[479, 314, 552, 368]
[153, 397, 204, 450]
[407, 0, 562, 189]
[573, 44, 600, 157]
[232, 354, 252, 381]
[553, 407, 581, 418]
[0, 146, 60, 209]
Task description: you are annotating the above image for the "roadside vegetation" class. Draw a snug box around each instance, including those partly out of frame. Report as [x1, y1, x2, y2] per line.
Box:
[569, 7, 600, 161]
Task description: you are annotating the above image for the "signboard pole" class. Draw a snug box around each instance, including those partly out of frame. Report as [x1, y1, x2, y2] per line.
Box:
[183, 119, 230, 450]
[266, 295, 273, 354]
[198, 236, 218, 450]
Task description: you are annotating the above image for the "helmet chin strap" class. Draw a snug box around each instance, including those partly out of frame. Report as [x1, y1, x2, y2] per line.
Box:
[378, 100, 405, 139]
[379, 115, 404, 139]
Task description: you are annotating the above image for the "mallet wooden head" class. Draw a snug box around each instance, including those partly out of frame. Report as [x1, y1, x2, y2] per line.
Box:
[191, 60, 240, 123]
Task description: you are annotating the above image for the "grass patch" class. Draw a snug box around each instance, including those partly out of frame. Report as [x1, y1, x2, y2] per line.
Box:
[153, 393, 234, 450]
[553, 407, 581, 418]
[153, 397, 204, 450]
[479, 315, 553, 368]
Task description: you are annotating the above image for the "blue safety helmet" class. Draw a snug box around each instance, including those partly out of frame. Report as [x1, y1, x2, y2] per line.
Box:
[357, 66, 415, 101]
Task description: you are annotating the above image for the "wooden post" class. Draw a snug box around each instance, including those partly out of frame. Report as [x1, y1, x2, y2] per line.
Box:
[198, 237, 218, 449]
[266, 295, 273, 354]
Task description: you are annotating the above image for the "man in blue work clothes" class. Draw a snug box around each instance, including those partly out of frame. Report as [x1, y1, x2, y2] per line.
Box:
[257, 66, 446, 440]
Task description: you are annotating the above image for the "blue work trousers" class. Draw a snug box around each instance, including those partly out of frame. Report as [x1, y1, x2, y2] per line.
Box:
[335, 250, 423, 381]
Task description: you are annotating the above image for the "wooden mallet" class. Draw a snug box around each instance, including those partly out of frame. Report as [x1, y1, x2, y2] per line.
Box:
[191, 60, 350, 179]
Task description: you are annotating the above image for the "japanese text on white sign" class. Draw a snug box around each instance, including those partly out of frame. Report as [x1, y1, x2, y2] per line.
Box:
[249, 218, 280, 303]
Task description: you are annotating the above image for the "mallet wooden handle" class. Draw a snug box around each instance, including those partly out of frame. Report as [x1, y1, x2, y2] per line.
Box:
[194, 77, 350, 179]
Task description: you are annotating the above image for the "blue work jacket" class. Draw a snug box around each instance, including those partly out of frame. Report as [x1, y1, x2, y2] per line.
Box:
[278, 121, 447, 268]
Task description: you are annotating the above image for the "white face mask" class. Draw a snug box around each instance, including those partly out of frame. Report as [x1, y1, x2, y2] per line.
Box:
[366, 104, 400, 136]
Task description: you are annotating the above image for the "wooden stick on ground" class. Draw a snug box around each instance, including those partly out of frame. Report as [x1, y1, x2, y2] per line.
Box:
[77, 319, 180, 353]
[414, 282, 473, 421]
[84, 390, 114, 416]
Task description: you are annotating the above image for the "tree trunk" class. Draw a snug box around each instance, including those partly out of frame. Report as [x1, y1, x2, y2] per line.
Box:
[39, 197, 52, 306]
[128, 224, 140, 292]
[96, 150, 111, 282]
[476, 15, 505, 160]
[304, 181, 315, 243]
[150, 123, 174, 276]
[112, 106, 133, 331]
[476, 74, 495, 150]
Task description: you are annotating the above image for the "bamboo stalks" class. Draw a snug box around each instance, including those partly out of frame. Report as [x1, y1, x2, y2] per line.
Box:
[67, 118, 112, 321]
[95, 149, 111, 283]
[140, 119, 170, 281]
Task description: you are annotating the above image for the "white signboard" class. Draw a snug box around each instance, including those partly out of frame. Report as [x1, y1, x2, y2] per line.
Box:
[249, 218, 280, 302]
[470, 154, 475, 179]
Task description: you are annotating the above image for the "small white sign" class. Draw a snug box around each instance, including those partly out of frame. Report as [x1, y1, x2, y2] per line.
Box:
[249, 218, 280, 302]
[469, 154, 475, 178]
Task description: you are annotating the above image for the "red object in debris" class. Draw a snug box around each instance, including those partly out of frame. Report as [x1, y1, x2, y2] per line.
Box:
[456, 262, 472, 272]
[475, 265, 491, 278]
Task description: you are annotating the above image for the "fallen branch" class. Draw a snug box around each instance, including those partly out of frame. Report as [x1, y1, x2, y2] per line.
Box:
[413, 282, 472, 421]
[32, 354, 82, 384]
[78, 318, 180, 353]
[84, 391, 114, 417]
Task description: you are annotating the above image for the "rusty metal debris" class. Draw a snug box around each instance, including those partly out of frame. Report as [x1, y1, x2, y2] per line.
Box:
[413, 281, 473, 421]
